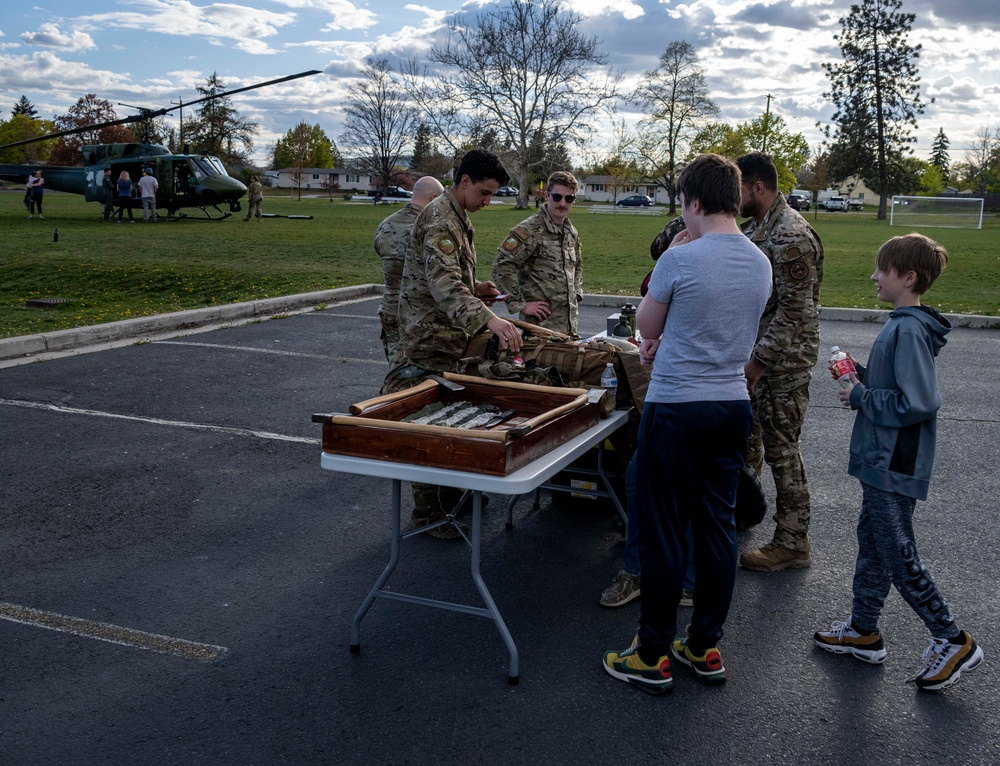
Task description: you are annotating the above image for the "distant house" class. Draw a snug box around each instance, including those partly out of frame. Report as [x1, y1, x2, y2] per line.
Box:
[582, 175, 673, 205]
[270, 167, 375, 191]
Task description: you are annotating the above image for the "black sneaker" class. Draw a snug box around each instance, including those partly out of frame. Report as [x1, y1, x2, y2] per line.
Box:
[909, 633, 984, 691]
[814, 619, 888, 664]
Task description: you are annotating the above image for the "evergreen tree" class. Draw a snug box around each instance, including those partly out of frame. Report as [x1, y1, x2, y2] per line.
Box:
[11, 95, 38, 119]
[410, 124, 433, 171]
[185, 72, 259, 169]
[823, 0, 926, 219]
[930, 127, 950, 184]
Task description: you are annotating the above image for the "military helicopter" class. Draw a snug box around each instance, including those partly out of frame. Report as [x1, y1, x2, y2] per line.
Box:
[0, 70, 321, 220]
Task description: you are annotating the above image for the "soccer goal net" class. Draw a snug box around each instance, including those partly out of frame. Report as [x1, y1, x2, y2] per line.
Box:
[890, 196, 984, 229]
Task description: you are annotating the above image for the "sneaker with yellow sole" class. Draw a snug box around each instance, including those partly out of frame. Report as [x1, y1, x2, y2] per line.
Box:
[739, 541, 811, 572]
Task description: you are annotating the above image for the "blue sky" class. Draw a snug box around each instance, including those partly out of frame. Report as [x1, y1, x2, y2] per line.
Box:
[1, 0, 998, 167]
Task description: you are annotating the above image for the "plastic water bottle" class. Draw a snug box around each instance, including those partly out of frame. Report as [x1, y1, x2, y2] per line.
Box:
[830, 346, 856, 390]
[600, 362, 618, 405]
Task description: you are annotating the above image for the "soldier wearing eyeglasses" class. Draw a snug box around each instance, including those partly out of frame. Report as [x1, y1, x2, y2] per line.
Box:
[492, 170, 583, 335]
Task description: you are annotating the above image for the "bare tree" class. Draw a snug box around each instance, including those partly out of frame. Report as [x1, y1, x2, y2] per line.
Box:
[415, 0, 619, 209]
[340, 58, 418, 196]
[963, 124, 1000, 194]
[633, 41, 718, 215]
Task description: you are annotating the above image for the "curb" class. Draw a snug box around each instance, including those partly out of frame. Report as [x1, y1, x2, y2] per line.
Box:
[3, 286, 998, 363]
[587, 294, 1000, 330]
[1, 285, 381, 362]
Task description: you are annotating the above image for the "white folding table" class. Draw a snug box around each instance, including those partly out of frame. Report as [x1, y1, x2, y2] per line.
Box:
[320, 409, 629, 684]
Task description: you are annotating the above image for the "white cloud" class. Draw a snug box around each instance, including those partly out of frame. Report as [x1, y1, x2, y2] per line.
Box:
[565, 0, 645, 21]
[20, 23, 97, 52]
[268, 0, 377, 31]
[79, 0, 296, 50]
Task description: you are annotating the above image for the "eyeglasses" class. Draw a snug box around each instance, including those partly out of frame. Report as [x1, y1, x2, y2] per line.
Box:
[548, 193, 576, 203]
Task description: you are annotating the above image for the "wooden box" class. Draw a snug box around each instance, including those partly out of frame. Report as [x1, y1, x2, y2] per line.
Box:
[313, 373, 605, 476]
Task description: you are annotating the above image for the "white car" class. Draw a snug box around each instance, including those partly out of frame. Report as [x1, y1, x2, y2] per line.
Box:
[822, 196, 847, 211]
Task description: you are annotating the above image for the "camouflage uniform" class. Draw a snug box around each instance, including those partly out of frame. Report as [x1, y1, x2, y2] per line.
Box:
[373, 202, 421, 362]
[244, 179, 263, 221]
[649, 215, 687, 261]
[382, 188, 498, 528]
[492, 204, 582, 335]
[744, 193, 824, 551]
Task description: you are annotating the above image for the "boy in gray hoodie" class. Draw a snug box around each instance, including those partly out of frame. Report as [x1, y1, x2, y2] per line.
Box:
[814, 233, 984, 691]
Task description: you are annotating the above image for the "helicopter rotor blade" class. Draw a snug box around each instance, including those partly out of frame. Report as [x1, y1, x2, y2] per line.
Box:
[0, 69, 323, 152]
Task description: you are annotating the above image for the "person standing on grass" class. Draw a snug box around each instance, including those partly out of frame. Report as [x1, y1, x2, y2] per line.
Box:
[814, 233, 984, 692]
[138, 168, 159, 223]
[27, 170, 44, 219]
[373, 175, 444, 362]
[102, 168, 116, 221]
[602, 154, 771, 694]
[116, 171, 135, 223]
[244, 175, 264, 221]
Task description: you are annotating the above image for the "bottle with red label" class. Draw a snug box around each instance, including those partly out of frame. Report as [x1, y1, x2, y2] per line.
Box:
[829, 346, 856, 390]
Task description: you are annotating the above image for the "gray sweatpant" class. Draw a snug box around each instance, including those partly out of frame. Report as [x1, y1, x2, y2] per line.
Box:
[851, 482, 958, 639]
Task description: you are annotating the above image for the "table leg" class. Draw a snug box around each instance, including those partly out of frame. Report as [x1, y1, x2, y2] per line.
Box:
[470, 490, 519, 684]
[350, 479, 402, 653]
[596, 440, 627, 525]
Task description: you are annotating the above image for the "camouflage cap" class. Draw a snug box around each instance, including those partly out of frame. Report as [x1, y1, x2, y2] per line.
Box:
[649, 215, 686, 260]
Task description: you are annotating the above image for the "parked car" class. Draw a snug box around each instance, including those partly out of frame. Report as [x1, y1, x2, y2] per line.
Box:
[496, 186, 519, 197]
[820, 196, 847, 211]
[787, 193, 811, 211]
[366, 186, 412, 198]
[847, 198, 864, 211]
[615, 194, 654, 207]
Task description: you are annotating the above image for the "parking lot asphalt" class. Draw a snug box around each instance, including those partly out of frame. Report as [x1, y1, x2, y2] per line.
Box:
[2, 294, 999, 765]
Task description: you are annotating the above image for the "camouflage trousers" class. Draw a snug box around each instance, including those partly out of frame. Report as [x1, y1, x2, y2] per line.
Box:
[378, 313, 400, 364]
[747, 378, 812, 551]
[380, 366, 464, 516]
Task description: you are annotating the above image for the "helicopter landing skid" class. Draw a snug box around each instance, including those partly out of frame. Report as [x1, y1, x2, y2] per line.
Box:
[197, 205, 233, 221]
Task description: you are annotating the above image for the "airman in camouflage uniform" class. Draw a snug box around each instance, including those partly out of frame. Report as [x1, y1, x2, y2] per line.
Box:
[492, 171, 583, 335]
[373, 176, 444, 361]
[736, 152, 824, 572]
[381, 149, 521, 539]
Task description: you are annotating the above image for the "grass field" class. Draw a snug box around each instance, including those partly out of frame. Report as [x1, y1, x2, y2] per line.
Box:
[2, 189, 998, 339]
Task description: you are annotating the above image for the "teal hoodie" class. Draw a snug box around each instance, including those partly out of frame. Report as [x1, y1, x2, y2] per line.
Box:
[847, 305, 952, 500]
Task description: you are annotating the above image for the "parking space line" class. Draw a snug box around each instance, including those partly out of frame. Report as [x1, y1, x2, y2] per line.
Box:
[0, 398, 318, 444]
[154, 340, 383, 365]
[0, 601, 227, 662]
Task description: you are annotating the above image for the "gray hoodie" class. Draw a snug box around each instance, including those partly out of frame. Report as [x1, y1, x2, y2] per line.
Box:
[847, 305, 952, 500]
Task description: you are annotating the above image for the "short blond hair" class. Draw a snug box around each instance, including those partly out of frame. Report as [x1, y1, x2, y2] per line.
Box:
[546, 171, 578, 193]
[876, 233, 949, 295]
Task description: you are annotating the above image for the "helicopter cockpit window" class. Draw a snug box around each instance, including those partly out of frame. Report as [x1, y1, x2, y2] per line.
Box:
[188, 159, 209, 181]
[202, 157, 228, 176]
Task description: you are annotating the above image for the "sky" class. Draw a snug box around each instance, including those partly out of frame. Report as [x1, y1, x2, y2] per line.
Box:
[1, 0, 998, 170]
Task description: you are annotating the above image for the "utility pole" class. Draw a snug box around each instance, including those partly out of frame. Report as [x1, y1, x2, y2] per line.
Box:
[171, 99, 184, 149]
[761, 94, 773, 153]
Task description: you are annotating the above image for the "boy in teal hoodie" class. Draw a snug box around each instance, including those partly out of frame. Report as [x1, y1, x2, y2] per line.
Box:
[814, 233, 984, 691]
